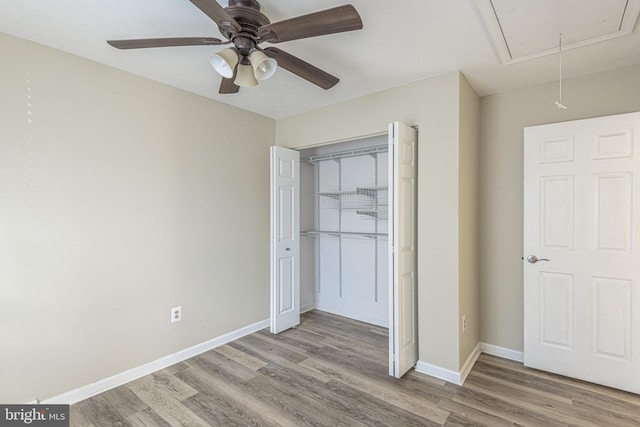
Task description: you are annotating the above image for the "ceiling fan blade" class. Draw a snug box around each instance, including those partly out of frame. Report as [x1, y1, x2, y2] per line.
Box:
[107, 37, 226, 49]
[219, 77, 240, 94]
[259, 5, 362, 43]
[189, 0, 242, 33]
[264, 47, 339, 90]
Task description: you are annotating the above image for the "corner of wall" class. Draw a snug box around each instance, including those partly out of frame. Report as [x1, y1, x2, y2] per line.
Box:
[457, 72, 481, 369]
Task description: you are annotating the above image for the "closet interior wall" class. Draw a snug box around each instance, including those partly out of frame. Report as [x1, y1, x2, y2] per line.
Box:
[298, 135, 389, 327]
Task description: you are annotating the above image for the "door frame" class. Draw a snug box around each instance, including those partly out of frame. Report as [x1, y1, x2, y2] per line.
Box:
[269, 124, 419, 378]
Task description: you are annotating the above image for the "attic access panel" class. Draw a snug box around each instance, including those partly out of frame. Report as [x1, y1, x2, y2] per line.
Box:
[476, 0, 640, 64]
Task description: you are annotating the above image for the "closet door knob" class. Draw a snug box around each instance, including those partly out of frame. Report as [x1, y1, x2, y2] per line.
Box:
[285, 248, 291, 251]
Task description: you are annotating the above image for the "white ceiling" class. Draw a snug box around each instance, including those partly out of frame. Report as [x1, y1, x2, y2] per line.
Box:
[0, 0, 639, 119]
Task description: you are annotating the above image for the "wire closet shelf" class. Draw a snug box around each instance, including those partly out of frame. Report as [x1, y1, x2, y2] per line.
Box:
[301, 143, 389, 240]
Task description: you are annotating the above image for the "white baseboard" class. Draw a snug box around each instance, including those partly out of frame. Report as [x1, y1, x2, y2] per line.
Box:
[314, 305, 388, 328]
[480, 342, 524, 363]
[415, 360, 463, 385]
[415, 342, 525, 385]
[41, 317, 524, 405]
[42, 318, 269, 405]
[415, 343, 481, 386]
[459, 343, 482, 384]
[301, 303, 316, 314]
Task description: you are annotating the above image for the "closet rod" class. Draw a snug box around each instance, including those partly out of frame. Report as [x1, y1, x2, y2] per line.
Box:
[301, 230, 387, 239]
[302, 144, 388, 163]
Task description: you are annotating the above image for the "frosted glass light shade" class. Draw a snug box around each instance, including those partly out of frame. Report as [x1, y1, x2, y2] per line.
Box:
[234, 62, 259, 87]
[249, 50, 277, 80]
[209, 48, 239, 78]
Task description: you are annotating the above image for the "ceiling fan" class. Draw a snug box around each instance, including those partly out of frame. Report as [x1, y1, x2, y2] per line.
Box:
[107, 0, 363, 94]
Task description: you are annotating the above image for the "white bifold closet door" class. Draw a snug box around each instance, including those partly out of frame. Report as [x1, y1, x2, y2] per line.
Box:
[389, 122, 418, 378]
[270, 146, 300, 334]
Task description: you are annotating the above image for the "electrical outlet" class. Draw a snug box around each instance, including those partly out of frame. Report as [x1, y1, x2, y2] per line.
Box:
[171, 306, 182, 323]
[462, 315, 467, 333]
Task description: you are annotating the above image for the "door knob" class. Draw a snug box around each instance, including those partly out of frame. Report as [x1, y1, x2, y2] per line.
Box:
[285, 248, 291, 251]
[527, 255, 550, 264]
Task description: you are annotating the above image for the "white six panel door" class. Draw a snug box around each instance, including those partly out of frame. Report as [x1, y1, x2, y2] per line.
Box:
[270, 146, 300, 334]
[524, 112, 640, 393]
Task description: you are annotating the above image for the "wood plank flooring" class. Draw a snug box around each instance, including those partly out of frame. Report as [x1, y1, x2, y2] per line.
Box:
[71, 310, 640, 426]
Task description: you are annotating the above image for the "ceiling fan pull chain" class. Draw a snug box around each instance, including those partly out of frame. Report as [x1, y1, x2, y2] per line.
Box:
[555, 33, 567, 110]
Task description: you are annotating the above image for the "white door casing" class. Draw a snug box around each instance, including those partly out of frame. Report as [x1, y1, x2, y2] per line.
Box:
[524, 112, 640, 394]
[389, 122, 419, 378]
[270, 146, 300, 334]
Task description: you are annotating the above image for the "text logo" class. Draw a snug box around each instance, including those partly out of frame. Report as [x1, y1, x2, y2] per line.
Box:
[0, 405, 69, 426]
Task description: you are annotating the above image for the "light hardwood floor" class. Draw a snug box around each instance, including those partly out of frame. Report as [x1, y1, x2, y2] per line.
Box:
[71, 310, 640, 426]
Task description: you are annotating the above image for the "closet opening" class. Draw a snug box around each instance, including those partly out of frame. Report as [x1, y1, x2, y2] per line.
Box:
[298, 135, 390, 328]
[270, 122, 417, 377]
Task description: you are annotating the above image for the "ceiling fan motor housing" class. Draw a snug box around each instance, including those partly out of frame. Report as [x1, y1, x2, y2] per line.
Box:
[223, 0, 270, 52]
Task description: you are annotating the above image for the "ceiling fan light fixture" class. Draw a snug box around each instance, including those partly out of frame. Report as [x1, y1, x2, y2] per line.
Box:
[249, 49, 277, 81]
[235, 60, 259, 87]
[209, 48, 239, 78]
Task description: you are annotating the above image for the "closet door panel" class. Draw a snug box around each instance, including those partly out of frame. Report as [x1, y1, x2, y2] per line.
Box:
[270, 146, 300, 334]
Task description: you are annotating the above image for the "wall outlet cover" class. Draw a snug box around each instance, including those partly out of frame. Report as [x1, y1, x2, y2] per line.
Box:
[171, 306, 182, 323]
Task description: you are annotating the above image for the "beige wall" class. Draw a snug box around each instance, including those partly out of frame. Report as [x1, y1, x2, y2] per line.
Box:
[0, 32, 274, 403]
[479, 63, 640, 351]
[458, 74, 480, 365]
[276, 72, 480, 372]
